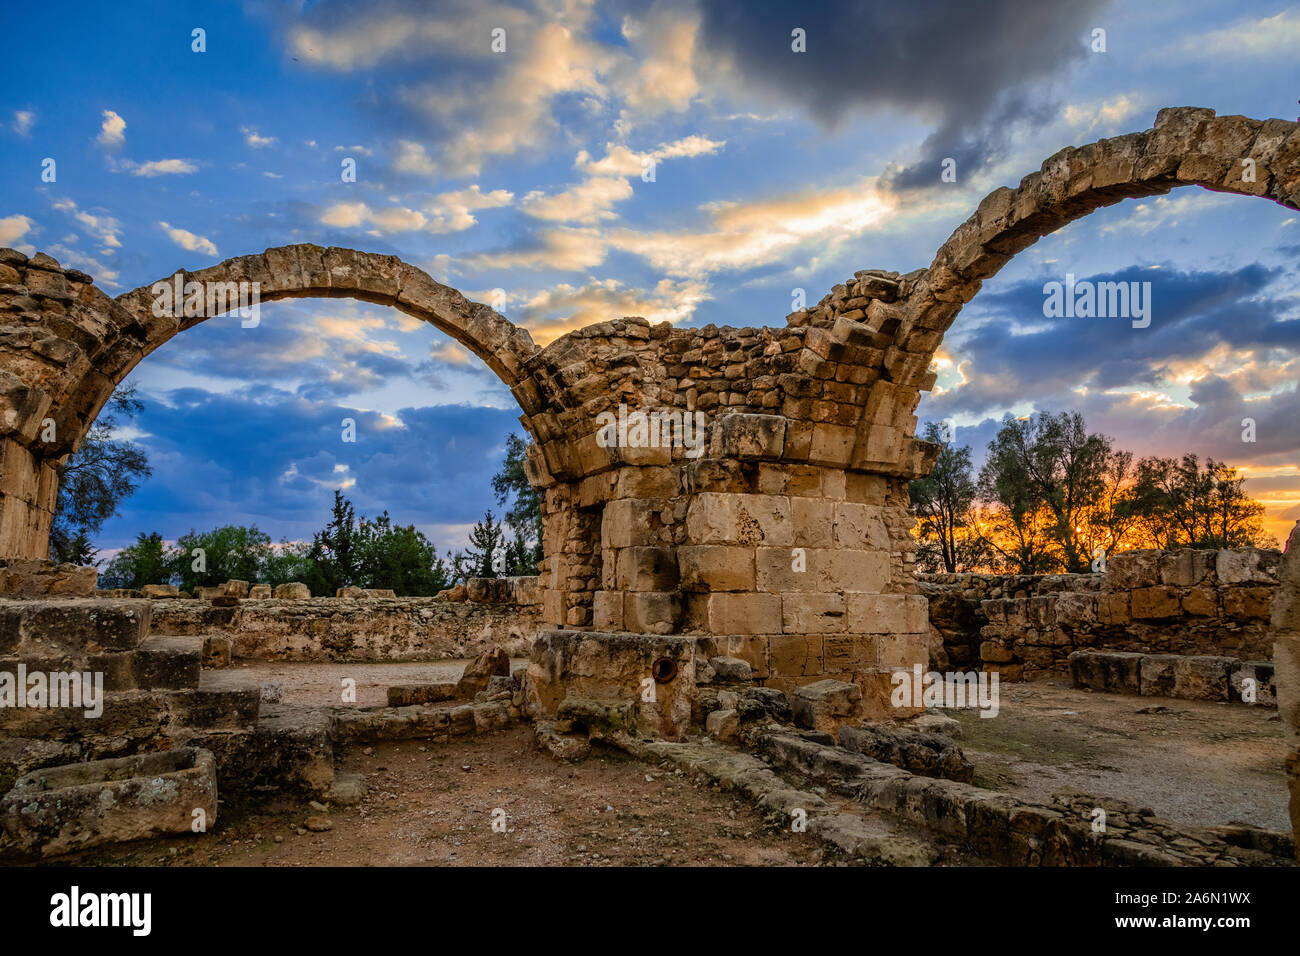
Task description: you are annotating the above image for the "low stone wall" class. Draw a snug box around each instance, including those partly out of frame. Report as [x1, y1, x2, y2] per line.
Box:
[0, 559, 97, 597]
[149, 595, 541, 663]
[920, 548, 1280, 681]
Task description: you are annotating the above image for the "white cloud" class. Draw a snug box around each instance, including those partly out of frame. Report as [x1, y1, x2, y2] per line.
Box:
[132, 158, 199, 177]
[97, 110, 125, 148]
[521, 176, 632, 224]
[392, 140, 437, 176]
[608, 177, 898, 278]
[1171, 9, 1300, 60]
[51, 199, 121, 254]
[240, 126, 276, 149]
[517, 276, 712, 344]
[12, 110, 34, 136]
[520, 135, 725, 225]
[320, 184, 512, 235]
[465, 226, 607, 272]
[158, 221, 218, 258]
[0, 214, 34, 247]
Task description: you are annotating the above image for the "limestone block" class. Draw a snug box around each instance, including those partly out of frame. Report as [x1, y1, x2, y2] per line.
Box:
[1222, 586, 1273, 620]
[273, 582, 310, 600]
[781, 592, 846, 634]
[833, 502, 890, 549]
[844, 592, 911, 634]
[1216, 548, 1278, 585]
[223, 579, 250, 598]
[677, 545, 755, 592]
[387, 682, 459, 706]
[1158, 549, 1214, 587]
[707, 412, 786, 459]
[1069, 650, 1142, 695]
[1131, 586, 1180, 619]
[705, 593, 782, 635]
[1230, 661, 1276, 707]
[756, 547, 889, 593]
[0, 599, 150, 655]
[142, 583, 179, 599]
[685, 492, 793, 547]
[592, 590, 624, 631]
[791, 678, 863, 734]
[708, 656, 753, 682]
[1105, 550, 1161, 589]
[602, 497, 663, 549]
[0, 747, 217, 859]
[248, 584, 272, 599]
[1181, 587, 1217, 616]
[623, 591, 681, 634]
[791, 497, 835, 547]
[615, 547, 679, 592]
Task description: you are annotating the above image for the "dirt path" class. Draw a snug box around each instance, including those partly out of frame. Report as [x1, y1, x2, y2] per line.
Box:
[951, 680, 1290, 831]
[73, 727, 829, 867]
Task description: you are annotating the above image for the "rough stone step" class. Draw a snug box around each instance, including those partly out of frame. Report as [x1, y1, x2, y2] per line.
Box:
[1069, 650, 1277, 705]
[0, 682, 260, 740]
[1, 635, 201, 693]
[0, 599, 151, 657]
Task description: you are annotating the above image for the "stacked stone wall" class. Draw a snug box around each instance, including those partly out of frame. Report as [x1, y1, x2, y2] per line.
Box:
[920, 548, 1279, 680]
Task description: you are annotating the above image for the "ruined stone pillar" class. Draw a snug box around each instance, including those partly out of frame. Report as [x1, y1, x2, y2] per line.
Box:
[1272, 520, 1300, 859]
[0, 438, 58, 559]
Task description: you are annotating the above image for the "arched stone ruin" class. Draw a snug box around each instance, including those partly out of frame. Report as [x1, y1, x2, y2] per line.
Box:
[0, 105, 1296, 710]
[2, 105, 1299, 860]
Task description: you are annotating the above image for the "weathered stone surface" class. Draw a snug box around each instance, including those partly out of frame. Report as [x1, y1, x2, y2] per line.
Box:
[457, 646, 511, 696]
[838, 723, 974, 782]
[708, 655, 753, 682]
[0, 747, 216, 859]
[387, 682, 459, 706]
[791, 679, 862, 735]
[273, 582, 311, 600]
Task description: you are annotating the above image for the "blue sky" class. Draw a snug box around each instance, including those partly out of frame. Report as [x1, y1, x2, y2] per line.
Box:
[1, 0, 1298, 553]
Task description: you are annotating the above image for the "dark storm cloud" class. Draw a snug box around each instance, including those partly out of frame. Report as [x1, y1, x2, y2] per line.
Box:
[935, 263, 1297, 410]
[691, 0, 1112, 186]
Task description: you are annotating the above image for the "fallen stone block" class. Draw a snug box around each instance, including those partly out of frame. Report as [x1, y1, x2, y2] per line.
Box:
[838, 723, 975, 782]
[708, 655, 753, 682]
[1171, 655, 1235, 701]
[0, 747, 216, 859]
[202, 634, 232, 669]
[328, 772, 368, 806]
[223, 580, 250, 599]
[248, 584, 271, 600]
[272, 582, 311, 600]
[910, 711, 963, 738]
[141, 583, 180, 599]
[457, 646, 510, 696]
[736, 686, 792, 724]
[792, 679, 862, 735]
[705, 708, 739, 741]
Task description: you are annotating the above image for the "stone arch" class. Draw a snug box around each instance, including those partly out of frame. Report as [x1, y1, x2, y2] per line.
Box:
[101, 245, 543, 454]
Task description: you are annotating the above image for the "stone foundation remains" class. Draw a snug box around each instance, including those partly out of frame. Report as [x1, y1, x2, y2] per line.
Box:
[922, 547, 1280, 681]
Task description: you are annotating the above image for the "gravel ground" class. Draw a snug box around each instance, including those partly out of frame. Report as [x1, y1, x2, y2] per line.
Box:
[950, 679, 1290, 832]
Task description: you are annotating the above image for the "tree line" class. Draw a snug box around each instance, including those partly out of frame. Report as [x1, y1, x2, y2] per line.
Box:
[52, 386, 544, 596]
[909, 410, 1273, 574]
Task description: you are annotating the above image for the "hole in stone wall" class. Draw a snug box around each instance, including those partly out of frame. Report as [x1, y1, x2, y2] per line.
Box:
[652, 657, 678, 683]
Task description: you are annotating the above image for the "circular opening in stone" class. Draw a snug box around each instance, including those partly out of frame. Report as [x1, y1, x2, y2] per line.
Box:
[651, 657, 678, 684]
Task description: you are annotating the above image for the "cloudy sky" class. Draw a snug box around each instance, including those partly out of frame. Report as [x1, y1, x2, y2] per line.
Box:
[1, 0, 1297, 553]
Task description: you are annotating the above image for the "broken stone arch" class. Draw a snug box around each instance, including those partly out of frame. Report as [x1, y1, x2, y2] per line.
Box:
[1, 107, 1297, 704]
